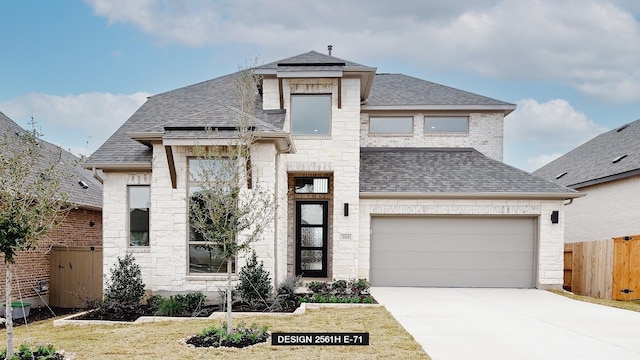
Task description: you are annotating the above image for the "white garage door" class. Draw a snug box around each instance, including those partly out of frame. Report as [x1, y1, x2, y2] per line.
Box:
[370, 216, 536, 288]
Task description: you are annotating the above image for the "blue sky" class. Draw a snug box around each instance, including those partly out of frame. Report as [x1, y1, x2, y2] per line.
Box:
[1, 0, 640, 171]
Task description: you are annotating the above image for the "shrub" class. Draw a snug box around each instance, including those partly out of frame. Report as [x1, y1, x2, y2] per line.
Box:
[349, 278, 370, 295]
[236, 251, 273, 309]
[187, 322, 269, 348]
[306, 281, 329, 294]
[154, 292, 207, 317]
[155, 296, 185, 317]
[276, 274, 302, 298]
[104, 254, 145, 306]
[1, 342, 61, 360]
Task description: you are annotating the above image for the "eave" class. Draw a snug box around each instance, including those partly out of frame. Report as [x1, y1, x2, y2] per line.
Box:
[359, 191, 585, 200]
[361, 104, 517, 115]
[569, 168, 640, 189]
[83, 162, 152, 171]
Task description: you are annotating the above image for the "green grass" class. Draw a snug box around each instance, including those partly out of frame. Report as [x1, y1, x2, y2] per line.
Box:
[0, 307, 431, 360]
[550, 290, 640, 312]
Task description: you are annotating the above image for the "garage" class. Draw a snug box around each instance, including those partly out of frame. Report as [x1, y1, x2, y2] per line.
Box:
[370, 216, 537, 288]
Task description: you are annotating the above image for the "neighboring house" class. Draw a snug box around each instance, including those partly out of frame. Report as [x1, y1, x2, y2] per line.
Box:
[533, 119, 640, 243]
[0, 111, 103, 307]
[86, 50, 579, 294]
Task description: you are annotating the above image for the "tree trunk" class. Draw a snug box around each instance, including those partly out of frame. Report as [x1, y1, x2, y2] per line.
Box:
[226, 257, 232, 334]
[5, 261, 14, 359]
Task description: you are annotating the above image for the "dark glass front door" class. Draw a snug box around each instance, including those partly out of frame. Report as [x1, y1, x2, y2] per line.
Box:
[296, 201, 328, 277]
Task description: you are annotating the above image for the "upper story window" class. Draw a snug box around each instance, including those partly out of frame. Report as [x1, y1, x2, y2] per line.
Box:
[369, 117, 413, 135]
[128, 186, 150, 246]
[425, 116, 469, 134]
[291, 94, 331, 135]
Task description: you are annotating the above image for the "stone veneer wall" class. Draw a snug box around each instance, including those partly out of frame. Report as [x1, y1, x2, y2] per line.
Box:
[360, 112, 504, 162]
[358, 198, 565, 289]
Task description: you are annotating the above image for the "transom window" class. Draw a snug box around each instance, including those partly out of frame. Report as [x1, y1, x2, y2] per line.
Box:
[291, 94, 331, 135]
[128, 186, 150, 247]
[369, 117, 413, 134]
[187, 157, 236, 274]
[295, 177, 329, 194]
[425, 116, 469, 134]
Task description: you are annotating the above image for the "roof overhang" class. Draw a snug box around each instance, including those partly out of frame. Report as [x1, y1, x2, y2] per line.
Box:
[569, 168, 640, 189]
[361, 104, 517, 115]
[83, 162, 152, 171]
[359, 191, 585, 200]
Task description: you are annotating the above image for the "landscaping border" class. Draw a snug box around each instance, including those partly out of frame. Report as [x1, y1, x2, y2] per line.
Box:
[52, 303, 382, 327]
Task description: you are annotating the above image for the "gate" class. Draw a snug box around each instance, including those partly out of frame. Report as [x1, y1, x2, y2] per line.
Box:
[612, 235, 640, 301]
[50, 246, 102, 308]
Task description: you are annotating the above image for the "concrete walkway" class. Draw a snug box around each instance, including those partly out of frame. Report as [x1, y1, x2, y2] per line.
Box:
[371, 287, 640, 360]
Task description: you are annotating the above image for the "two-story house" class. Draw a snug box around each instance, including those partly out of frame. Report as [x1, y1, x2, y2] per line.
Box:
[86, 50, 579, 295]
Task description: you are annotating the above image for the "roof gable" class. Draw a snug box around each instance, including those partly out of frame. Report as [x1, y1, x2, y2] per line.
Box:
[533, 119, 640, 188]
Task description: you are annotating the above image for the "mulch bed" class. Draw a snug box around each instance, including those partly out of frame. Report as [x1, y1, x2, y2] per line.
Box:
[0, 307, 80, 329]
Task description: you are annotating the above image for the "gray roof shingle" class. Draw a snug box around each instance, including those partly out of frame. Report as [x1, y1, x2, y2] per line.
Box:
[256, 50, 368, 69]
[88, 72, 285, 165]
[533, 118, 640, 188]
[0, 111, 102, 209]
[366, 74, 515, 107]
[360, 147, 577, 195]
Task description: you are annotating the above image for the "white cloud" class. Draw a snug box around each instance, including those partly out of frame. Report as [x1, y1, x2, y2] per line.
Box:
[84, 0, 640, 103]
[504, 98, 607, 171]
[0, 92, 149, 157]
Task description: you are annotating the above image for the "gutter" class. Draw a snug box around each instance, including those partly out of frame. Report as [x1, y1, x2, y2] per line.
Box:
[359, 191, 585, 200]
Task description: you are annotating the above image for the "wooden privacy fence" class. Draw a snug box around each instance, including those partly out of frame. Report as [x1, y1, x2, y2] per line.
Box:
[564, 235, 640, 301]
[49, 246, 102, 308]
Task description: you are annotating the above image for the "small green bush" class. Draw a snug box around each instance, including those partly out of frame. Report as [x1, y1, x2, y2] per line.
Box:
[236, 250, 273, 310]
[155, 296, 185, 317]
[1, 342, 61, 360]
[190, 322, 269, 348]
[104, 254, 145, 306]
[153, 292, 207, 317]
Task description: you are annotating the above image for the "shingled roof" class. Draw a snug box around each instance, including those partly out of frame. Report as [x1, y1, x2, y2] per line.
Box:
[364, 74, 515, 112]
[533, 118, 640, 188]
[360, 148, 578, 198]
[0, 111, 102, 210]
[88, 50, 515, 168]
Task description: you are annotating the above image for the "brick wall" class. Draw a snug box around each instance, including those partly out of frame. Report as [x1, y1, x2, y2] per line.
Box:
[360, 112, 504, 161]
[0, 208, 102, 305]
[564, 175, 640, 243]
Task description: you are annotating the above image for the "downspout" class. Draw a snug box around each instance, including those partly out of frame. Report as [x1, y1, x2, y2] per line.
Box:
[92, 166, 104, 184]
[273, 140, 294, 284]
[564, 198, 574, 206]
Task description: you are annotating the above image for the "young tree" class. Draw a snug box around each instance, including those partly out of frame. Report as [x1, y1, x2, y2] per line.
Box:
[189, 64, 275, 333]
[0, 125, 72, 357]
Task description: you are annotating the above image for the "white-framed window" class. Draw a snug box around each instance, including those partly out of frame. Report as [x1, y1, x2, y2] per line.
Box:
[187, 157, 236, 274]
[425, 116, 469, 134]
[291, 94, 331, 135]
[369, 116, 413, 135]
[128, 185, 150, 247]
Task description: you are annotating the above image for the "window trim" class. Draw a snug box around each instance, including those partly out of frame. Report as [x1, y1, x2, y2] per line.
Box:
[290, 94, 332, 135]
[369, 116, 414, 135]
[128, 185, 150, 247]
[187, 156, 237, 275]
[424, 116, 470, 134]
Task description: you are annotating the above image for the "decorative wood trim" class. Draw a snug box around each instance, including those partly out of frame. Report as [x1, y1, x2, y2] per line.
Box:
[164, 145, 177, 189]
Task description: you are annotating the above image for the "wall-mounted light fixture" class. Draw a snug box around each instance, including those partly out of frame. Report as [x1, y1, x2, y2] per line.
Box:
[551, 210, 559, 224]
[344, 203, 349, 216]
[89, 221, 96, 227]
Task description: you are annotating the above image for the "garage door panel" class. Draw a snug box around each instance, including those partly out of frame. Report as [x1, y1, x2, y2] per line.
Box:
[370, 216, 536, 288]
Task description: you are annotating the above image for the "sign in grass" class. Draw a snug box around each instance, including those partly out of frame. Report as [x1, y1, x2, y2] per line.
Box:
[272, 332, 369, 346]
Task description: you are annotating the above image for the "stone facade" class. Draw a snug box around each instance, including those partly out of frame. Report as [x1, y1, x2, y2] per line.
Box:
[358, 198, 565, 288]
[564, 175, 640, 243]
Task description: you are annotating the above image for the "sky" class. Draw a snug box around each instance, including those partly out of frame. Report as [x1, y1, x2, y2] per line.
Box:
[1, 1, 640, 172]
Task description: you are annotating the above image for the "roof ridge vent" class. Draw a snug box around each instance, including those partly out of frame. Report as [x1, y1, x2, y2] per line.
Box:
[612, 154, 628, 163]
[555, 172, 567, 179]
[616, 123, 630, 132]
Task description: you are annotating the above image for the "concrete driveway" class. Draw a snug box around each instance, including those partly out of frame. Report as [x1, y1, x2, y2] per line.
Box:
[371, 288, 640, 360]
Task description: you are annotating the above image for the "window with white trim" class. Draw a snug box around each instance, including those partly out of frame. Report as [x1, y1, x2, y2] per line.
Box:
[128, 186, 150, 246]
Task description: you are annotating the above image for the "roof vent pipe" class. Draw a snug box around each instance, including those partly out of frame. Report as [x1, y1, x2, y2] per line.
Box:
[328, 45, 333, 56]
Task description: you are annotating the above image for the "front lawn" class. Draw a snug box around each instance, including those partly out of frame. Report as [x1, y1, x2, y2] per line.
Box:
[1, 307, 430, 359]
[550, 290, 640, 312]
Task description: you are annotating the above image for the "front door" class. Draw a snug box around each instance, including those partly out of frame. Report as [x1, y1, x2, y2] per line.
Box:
[296, 201, 328, 277]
